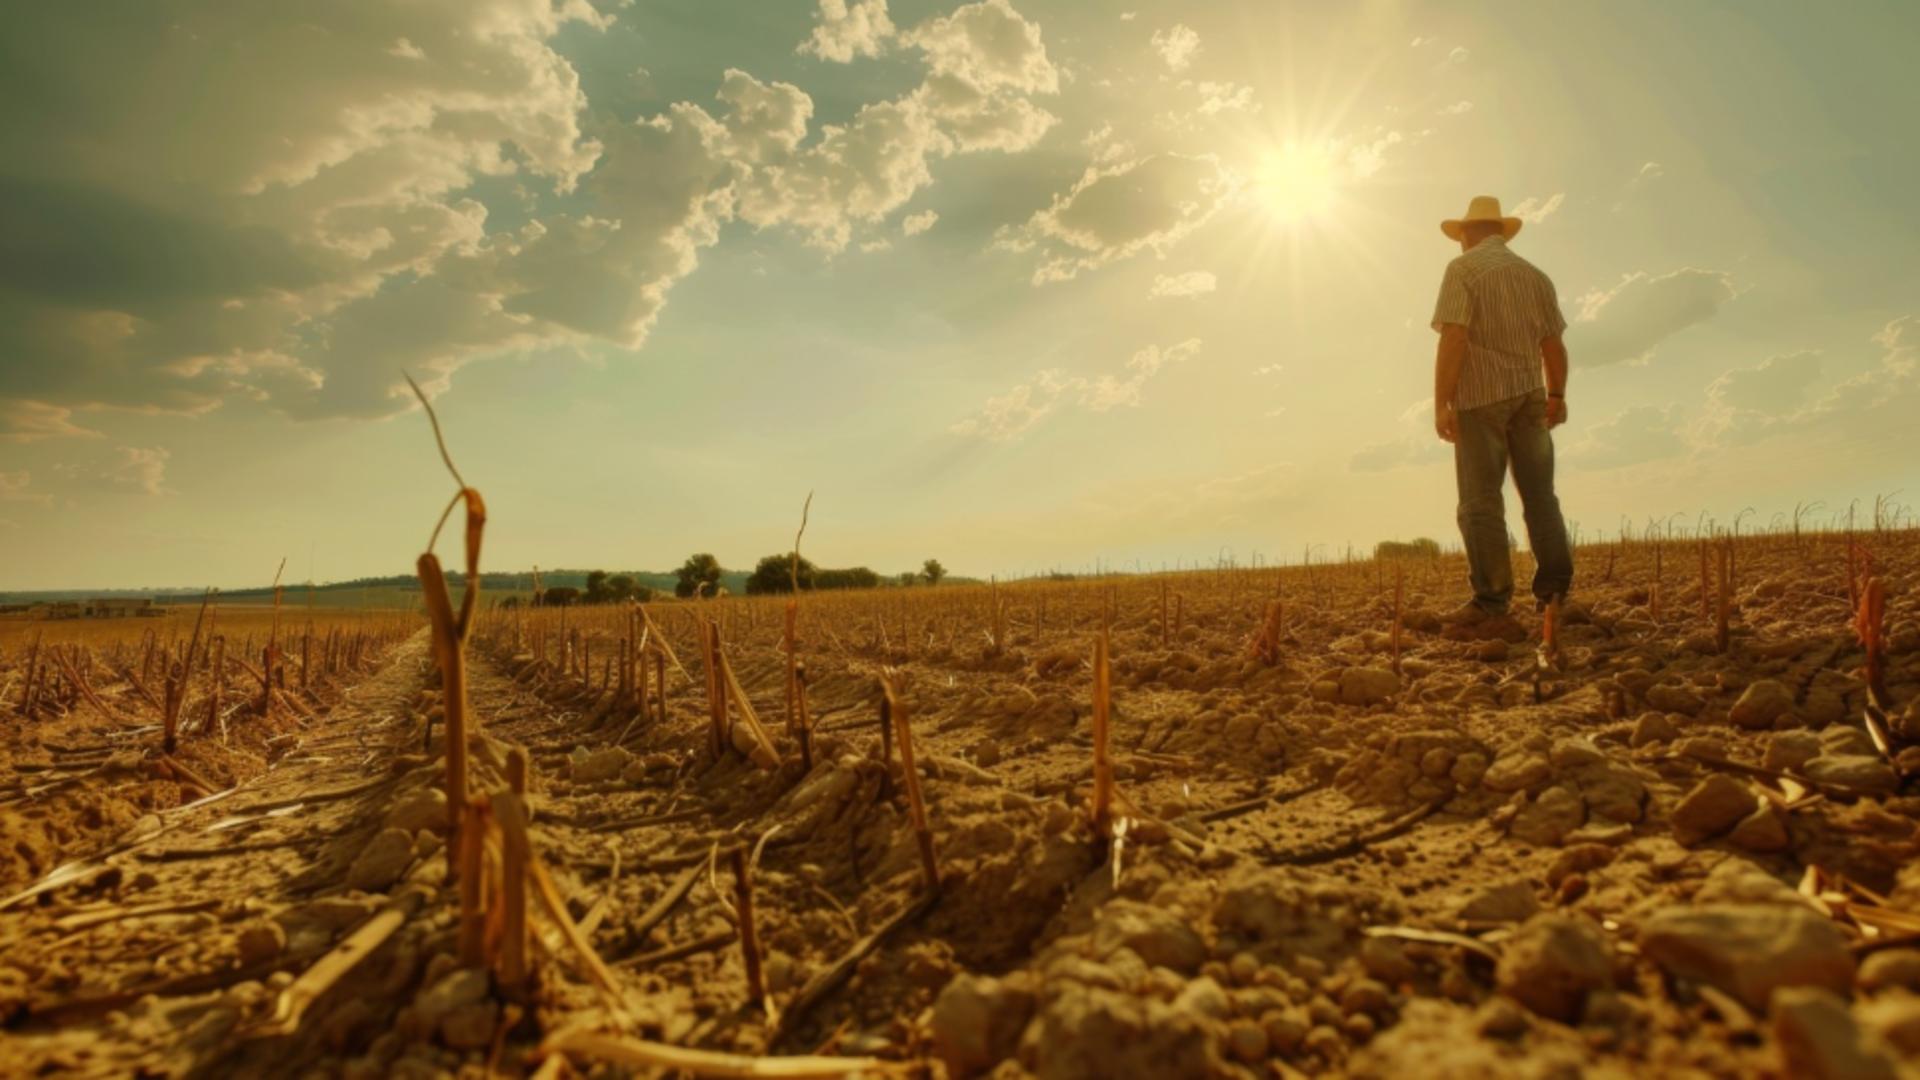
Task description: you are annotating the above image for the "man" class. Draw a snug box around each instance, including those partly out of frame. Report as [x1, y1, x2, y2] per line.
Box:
[1429, 195, 1574, 639]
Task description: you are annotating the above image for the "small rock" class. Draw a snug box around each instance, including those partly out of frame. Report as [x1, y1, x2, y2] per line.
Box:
[1646, 682, 1706, 715]
[1730, 679, 1796, 730]
[1226, 1020, 1268, 1064]
[1802, 754, 1899, 796]
[1549, 737, 1606, 770]
[1359, 936, 1415, 985]
[385, 786, 447, 834]
[569, 745, 633, 784]
[345, 828, 415, 891]
[1473, 639, 1510, 662]
[1456, 880, 1540, 923]
[1341, 978, 1392, 1018]
[236, 921, 285, 967]
[412, 968, 489, 1034]
[1477, 997, 1530, 1038]
[1546, 844, 1616, 887]
[930, 972, 1035, 1078]
[439, 1001, 498, 1050]
[1494, 914, 1613, 1022]
[1259, 1010, 1305, 1052]
[1771, 986, 1899, 1080]
[1510, 785, 1585, 847]
[1339, 667, 1402, 707]
[1630, 712, 1679, 747]
[1639, 903, 1855, 1011]
[1173, 976, 1230, 1020]
[1728, 801, 1791, 853]
[1821, 726, 1879, 757]
[1449, 751, 1490, 788]
[1859, 994, 1920, 1055]
[1483, 752, 1553, 793]
[1764, 730, 1823, 773]
[1092, 900, 1207, 974]
[1858, 949, 1920, 995]
[1670, 774, 1758, 846]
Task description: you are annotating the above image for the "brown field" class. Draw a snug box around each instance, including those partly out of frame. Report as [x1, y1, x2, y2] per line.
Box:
[2, 524, 1917, 1078]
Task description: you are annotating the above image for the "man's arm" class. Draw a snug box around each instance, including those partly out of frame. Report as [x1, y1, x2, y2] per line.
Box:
[1434, 323, 1468, 442]
[1541, 333, 1568, 428]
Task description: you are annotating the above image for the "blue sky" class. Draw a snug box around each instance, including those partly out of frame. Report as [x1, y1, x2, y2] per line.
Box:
[2, 1, 1916, 588]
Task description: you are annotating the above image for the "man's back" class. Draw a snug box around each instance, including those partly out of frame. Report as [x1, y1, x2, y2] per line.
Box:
[1430, 236, 1566, 411]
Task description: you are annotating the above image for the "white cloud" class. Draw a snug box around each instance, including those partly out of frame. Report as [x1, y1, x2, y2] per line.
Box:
[1151, 24, 1201, 72]
[798, 0, 896, 63]
[1438, 100, 1474, 116]
[104, 446, 171, 496]
[999, 153, 1232, 283]
[0, 0, 1062, 425]
[1445, 46, 1470, 65]
[1194, 82, 1256, 116]
[953, 339, 1203, 441]
[1696, 321, 1917, 447]
[1149, 271, 1217, 298]
[0, 471, 52, 505]
[902, 210, 940, 236]
[1574, 404, 1690, 469]
[0, 401, 104, 443]
[1511, 192, 1566, 224]
[1572, 268, 1737, 366]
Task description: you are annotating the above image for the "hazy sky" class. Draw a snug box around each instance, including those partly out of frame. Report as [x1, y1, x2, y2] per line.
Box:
[3, 1, 1917, 589]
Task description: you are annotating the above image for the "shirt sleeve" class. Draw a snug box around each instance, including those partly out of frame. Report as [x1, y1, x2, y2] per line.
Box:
[1431, 261, 1470, 331]
[1541, 274, 1568, 337]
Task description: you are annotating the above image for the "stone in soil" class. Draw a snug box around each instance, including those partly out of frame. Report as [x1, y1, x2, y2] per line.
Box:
[930, 972, 1036, 1078]
[345, 827, 415, 891]
[1509, 784, 1585, 847]
[1455, 880, 1540, 923]
[1764, 730, 1823, 773]
[1770, 986, 1899, 1080]
[1858, 949, 1920, 995]
[1481, 751, 1551, 794]
[1801, 754, 1899, 796]
[1630, 711, 1679, 747]
[1021, 981, 1220, 1079]
[1670, 774, 1758, 846]
[385, 786, 447, 834]
[1729, 679, 1797, 730]
[1494, 914, 1614, 1022]
[235, 921, 285, 967]
[569, 745, 632, 783]
[1638, 903, 1855, 1011]
[1090, 900, 1207, 974]
[1339, 667, 1401, 707]
[1728, 801, 1791, 852]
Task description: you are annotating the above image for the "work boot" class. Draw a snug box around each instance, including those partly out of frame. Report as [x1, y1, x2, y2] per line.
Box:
[1442, 602, 1526, 643]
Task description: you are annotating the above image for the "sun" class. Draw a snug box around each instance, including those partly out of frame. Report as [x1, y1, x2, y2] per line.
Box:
[1252, 140, 1344, 226]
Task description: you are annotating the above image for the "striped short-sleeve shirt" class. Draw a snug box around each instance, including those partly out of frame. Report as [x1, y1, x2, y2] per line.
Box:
[1430, 236, 1568, 411]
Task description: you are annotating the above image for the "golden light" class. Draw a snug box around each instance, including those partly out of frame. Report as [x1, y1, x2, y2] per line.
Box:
[1252, 140, 1343, 226]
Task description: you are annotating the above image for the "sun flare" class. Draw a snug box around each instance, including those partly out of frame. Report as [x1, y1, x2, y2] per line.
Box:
[1253, 140, 1343, 225]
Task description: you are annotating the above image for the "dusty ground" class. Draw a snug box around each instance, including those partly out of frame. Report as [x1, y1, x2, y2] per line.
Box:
[2, 530, 1918, 1078]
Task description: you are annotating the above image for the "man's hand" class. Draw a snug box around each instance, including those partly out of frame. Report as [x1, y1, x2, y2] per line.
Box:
[1545, 396, 1568, 428]
[1435, 403, 1458, 443]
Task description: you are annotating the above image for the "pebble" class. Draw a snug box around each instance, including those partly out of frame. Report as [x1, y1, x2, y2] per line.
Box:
[1728, 801, 1791, 852]
[1630, 711, 1679, 747]
[1645, 682, 1706, 715]
[1639, 902, 1855, 1011]
[236, 921, 286, 967]
[1092, 901, 1207, 974]
[1510, 784, 1585, 847]
[1456, 880, 1540, 923]
[345, 828, 416, 891]
[1764, 730, 1823, 773]
[439, 1001, 498, 1050]
[1227, 1020, 1269, 1064]
[1338, 667, 1401, 707]
[1263, 1009, 1309, 1053]
[1771, 986, 1899, 1080]
[1482, 752, 1552, 793]
[1858, 949, 1920, 995]
[1670, 774, 1757, 845]
[1801, 754, 1899, 796]
[1729, 679, 1796, 730]
[385, 786, 447, 834]
[1494, 914, 1613, 1022]
[929, 972, 1035, 1078]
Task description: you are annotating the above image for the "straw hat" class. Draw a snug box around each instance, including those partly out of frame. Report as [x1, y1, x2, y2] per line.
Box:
[1440, 195, 1522, 242]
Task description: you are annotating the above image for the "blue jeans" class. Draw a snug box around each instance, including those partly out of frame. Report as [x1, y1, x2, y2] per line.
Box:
[1454, 389, 1574, 612]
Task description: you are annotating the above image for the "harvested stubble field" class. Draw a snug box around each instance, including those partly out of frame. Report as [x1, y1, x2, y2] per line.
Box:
[2, 527, 1918, 1080]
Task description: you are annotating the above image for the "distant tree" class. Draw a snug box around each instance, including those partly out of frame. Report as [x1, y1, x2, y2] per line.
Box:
[541, 586, 580, 607]
[897, 571, 917, 587]
[585, 570, 610, 601]
[746, 553, 817, 595]
[921, 558, 947, 585]
[816, 567, 880, 590]
[1373, 538, 1442, 560]
[607, 574, 641, 601]
[675, 554, 724, 598]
